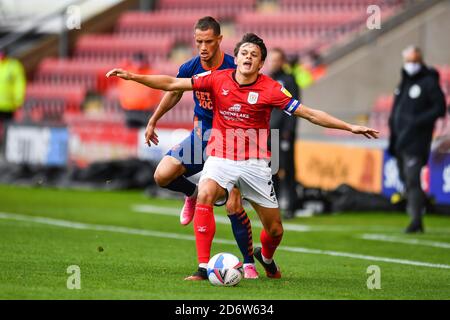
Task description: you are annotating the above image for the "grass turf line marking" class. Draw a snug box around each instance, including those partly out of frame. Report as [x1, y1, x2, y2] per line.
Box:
[132, 204, 311, 232]
[359, 234, 450, 249]
[132, 204, 407, 233]
[1, 211, 450, 270]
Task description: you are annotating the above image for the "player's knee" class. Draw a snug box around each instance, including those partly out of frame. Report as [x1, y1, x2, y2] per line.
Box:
[153, 170, 170, 187]
[225, 189, 243, 214]
[197, 189, 216, 206]
[225, 199, 242, 215]
[268, 224, 283, 238]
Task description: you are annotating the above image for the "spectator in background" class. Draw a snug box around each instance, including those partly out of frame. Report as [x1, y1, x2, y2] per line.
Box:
[118, 52, 162, 128]
[388, 45, 446, 233]
[267, 48, 300, 219]
[0, 49, 26, 154]
[307, 49, 327, 81]
[288, 55, 314, 90]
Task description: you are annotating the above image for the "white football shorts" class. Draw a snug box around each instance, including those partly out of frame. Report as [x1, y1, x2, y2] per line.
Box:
[199, 156, 279, 208]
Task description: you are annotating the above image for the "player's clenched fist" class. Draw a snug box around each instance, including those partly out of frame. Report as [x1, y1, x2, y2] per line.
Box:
[106, 68, 132, 80]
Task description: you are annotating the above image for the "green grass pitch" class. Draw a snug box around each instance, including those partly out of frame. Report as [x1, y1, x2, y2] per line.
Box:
[0, 184, 449, 299]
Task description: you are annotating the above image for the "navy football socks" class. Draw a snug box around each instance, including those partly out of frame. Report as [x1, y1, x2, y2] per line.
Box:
[164, 175, 197, 197]
[228, 210, 254, 264]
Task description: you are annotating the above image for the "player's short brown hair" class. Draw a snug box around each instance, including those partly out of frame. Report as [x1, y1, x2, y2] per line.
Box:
[194, 16, 221, 36]
[234, 33, 267, 61]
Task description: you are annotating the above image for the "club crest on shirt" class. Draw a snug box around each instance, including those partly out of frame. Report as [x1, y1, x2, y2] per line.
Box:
[222, 88, 229, 96]
[409, 84, 421, 99]
[248, 92, 259, 104]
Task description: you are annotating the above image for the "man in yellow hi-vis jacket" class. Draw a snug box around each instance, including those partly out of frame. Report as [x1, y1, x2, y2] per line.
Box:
[0, 50, 26, 151]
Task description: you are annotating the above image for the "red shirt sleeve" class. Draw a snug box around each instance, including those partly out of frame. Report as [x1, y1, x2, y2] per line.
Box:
[191, 70, 214, 92]
[270, 80, 301, 115]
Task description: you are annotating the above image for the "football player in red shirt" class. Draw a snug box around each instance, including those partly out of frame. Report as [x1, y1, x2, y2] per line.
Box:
[107, 33, 379, 280]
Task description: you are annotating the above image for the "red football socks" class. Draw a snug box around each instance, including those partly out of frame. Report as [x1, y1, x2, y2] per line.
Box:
[194, 204, 216, 264]
[260, 228, 282, 260]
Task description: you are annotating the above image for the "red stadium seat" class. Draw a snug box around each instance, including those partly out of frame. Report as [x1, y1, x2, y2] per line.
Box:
[18, 84, 86, 124]
[279, 0, 404, 11]
[75, 35, 173, 62]
[156, 0, 256, 19]
[221, 36, 317, 57]
[373, 95, 394, 113]
[437, 66, 450, 96]
[117, 12, 218, 42]
[234, 11, 368, 49]
[35, 58, 121, 93]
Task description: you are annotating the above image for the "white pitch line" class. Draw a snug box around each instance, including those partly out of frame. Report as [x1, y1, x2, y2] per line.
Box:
[1, 211, 449, 270]
[132, 204, 312, 232]
[360, 234, 450, 249]
[132, 204, 407, 233]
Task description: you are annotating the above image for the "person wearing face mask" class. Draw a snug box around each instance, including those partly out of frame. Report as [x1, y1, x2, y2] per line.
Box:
[388, 45, 446, 233]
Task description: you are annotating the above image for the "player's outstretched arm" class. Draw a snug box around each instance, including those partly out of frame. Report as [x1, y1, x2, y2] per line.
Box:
[294, 104, 379, 139]
[106, 68, 193, 92]
[145, 91, 183, 146]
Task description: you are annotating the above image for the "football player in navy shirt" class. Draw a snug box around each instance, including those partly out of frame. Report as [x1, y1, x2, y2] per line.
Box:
[143, 17, 258, 280]
[107, 33, 379, 280]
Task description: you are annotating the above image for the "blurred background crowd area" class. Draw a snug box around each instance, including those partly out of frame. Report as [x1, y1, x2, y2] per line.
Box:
[0, 0, 449, 208]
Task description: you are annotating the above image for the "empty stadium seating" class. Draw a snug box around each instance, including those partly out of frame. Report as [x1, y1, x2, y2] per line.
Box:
[221, 36, 318, 57]
[280, 0, 404, 11]
[16, 84, 86, 123]
[156, 0, 256, 19]
[35, 58, 120, 93]
[75, 35, 173, 62]
[116, 12, 209, 43]
[20, 0, 410, 128]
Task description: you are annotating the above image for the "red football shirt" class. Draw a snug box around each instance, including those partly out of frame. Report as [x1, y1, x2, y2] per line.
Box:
[192, 69, 301, 160]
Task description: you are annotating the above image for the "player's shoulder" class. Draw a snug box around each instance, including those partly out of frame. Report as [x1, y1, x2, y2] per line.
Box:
[178, 56, 202, 77]
[216, 68, 233, 75]
[259, 74, 294, 99]
[222, 53, 236, 68]
[212, 69, 234, 80]
[260, 73, 282, 88]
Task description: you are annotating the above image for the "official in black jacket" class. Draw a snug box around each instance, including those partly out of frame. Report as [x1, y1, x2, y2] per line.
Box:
[388, 46, 446, 233]
[268, 48, 300, 219]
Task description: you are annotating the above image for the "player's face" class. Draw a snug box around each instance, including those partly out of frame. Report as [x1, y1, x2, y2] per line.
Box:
[235, 43, 264, 77]
[403, 50, 421, 64]
[194, 28, 222, 63]
[267, 50, 284, 74]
